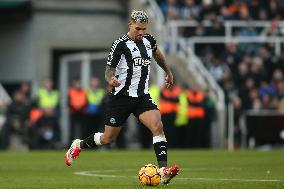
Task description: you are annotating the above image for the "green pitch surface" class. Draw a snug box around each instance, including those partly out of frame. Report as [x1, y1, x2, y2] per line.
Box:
[0, 150, 284, 189]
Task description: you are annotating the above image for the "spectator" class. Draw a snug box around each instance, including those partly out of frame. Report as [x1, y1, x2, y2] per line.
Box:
[86, 77, 105, 137]
[68, 78, 87, 143]
[18, 82, 31, 103]
[159, 0, 181, 20]
[249, 88, 262, 110]
[249, 56, 267, 87]
[277, 52, 284, 74]
[238, 23, 258, 37]
[185, 87, 207, 148]
[37, 79, 59, 112]
[239, 77, 255, 109]
[231, 95, 242, 148]
[206, 19, 224, 36]
[249, 0, 262, 20]
[258, 80, 276, 99]
[206, 54, 231, 85]
[180, 0, 201, 21]
[238, 2, 250, 20]
[267, 0, 281, 20]
[261, 20, 282, 37]
[219, 5, 234, 20]
[159, 83, 182, 148]
[277, 80, 284, 111]
[237, 23, 259, 54]
[222, 42, 241, 75]
[200, 0, 216, 21]
[271, 69, 284, 92]
[258, 8, 268, 21]
[0, 91, 29, 150]
[31, 108, 61, 149]
[227, 0, 245, 20]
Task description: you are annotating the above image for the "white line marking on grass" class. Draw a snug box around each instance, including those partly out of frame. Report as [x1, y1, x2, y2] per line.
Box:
[179, 177, 282, 182]
[75, 171, 135, 178]
[74, 170, 282, 182]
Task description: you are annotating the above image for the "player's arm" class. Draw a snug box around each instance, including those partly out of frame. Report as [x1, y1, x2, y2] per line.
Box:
[153, 48, 174, 88]
[105, 65, 121, 87]
[106, 39, 123, 87]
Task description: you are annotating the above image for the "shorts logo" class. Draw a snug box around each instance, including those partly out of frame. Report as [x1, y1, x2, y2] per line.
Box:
[110, 118, 116, 124]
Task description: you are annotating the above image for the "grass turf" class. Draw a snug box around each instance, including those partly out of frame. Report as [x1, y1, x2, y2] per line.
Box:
[0, 149, 283, 189]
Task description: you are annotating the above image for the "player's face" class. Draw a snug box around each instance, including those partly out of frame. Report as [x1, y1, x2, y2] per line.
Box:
[128, 21, 148, 41]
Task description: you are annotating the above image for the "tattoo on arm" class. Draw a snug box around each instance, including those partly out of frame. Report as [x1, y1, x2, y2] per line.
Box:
[105, 65, 116, 83]
[153, 49, 170, 73]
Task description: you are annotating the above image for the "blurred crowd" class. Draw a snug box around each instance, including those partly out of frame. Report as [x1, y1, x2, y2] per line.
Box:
[157, 0, 284, 147]
[0, 77, 107, 151]
[157, 0, 284, 39]
[157, 0, 284, 22]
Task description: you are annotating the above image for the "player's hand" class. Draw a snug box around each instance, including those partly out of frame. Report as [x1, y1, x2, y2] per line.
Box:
[165, 72, 174, 88]
[109, 77, 121, 87]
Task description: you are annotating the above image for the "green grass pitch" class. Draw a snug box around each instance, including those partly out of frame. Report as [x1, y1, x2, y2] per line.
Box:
[0, 149, 283, 189]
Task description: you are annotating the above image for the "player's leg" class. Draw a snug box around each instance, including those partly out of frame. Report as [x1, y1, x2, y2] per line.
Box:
[65, 125, 121, 166]
[80, 125, 121, 147]
[65, 94, 131, 166]
[139, 109, 179, 185]
[139, 109, 167, 167]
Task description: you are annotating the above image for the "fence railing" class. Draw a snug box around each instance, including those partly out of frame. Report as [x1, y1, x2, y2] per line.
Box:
[168, 20, 284, 54]
[187, 36, 284, 56]
[168, 20, 284, 37]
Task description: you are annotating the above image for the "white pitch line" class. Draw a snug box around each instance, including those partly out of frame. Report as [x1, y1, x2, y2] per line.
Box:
[75, 171, 135, 178]
[178, 177, 282, 182]
[74, 170, 282, 183]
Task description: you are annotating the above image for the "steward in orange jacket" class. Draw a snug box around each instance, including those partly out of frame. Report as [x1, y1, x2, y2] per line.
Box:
[68, 87, 87, 115]
[186, 89, 207, 148]
[187, 90, 205, 119]
[68, 78, 88, 143]
[159, 85, 182, 115]
[159, 84, 182, 148]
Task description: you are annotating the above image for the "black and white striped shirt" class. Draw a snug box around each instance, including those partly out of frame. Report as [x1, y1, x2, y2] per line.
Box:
[106, 34, 158, 97]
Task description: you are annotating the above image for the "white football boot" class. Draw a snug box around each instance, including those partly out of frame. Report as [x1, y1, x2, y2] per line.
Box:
[159, 165, 180, 185]
[64, 139, 82, 166]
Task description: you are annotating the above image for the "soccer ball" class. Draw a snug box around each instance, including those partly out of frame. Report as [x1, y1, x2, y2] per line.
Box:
[138, 164, 161, 186]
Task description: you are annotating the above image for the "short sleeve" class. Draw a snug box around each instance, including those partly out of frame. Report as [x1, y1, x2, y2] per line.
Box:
[145, 34, 158, 52]
[106, 40, 124, 68]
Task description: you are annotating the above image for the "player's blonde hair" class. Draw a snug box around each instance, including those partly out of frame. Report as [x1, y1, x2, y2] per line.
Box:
[130, 10, 148, 23]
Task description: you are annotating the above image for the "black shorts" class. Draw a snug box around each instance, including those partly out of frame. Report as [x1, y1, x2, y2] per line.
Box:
[104, 94, 159, 127]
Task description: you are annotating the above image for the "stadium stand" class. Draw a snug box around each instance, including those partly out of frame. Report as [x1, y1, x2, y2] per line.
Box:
[153, 0, 284, 149]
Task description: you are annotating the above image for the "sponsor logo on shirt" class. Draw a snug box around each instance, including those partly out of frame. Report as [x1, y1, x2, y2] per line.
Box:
[133, 57, 151, 67]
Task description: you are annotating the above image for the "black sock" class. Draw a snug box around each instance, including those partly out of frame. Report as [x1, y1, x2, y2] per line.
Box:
[80, 134, 96, 149]
[153, 141, 168, 168]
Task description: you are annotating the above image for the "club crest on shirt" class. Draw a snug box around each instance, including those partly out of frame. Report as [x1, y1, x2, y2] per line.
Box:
[146, 44, 152, 50]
